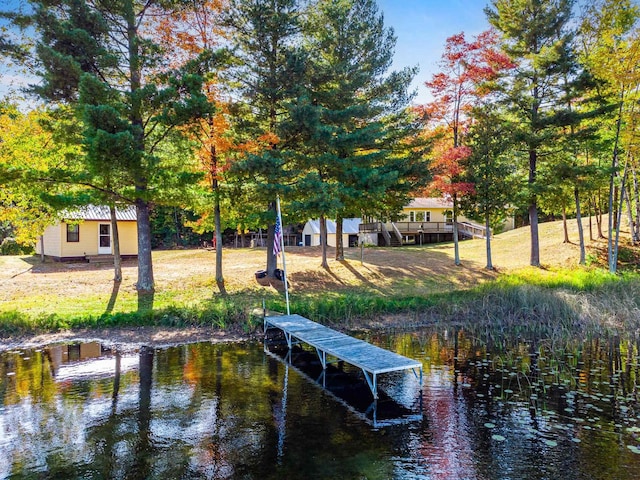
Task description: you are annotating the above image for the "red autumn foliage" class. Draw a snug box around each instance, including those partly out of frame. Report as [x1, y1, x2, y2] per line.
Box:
[419, 29, 513, 199]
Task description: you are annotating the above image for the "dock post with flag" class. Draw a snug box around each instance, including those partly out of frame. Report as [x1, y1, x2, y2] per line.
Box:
[274, 196, 290, 315]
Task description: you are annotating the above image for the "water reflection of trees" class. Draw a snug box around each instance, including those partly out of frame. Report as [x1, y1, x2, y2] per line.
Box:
[6, 332, 639, 479]
[376, 326, 640, 480]
[2, 341, 396, 478]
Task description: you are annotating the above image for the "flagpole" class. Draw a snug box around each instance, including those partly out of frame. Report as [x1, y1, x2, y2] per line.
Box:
[276, 196, 291, 315]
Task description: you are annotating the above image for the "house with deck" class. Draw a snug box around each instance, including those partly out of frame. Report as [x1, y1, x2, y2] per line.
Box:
[35, 205, 138, 262]
[359, 197, 514, 246]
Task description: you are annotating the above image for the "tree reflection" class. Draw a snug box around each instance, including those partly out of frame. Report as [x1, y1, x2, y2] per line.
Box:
[5, 332, 640, 479]
[127, 345, 154, 480]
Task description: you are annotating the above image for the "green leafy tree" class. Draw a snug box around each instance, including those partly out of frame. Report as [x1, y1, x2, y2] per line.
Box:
[0, 105, 77, 252]
[461, 106, 515, 270]
[579, 0, 640, 272]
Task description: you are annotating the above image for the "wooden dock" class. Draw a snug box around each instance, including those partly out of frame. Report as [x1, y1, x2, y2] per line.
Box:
[264, 314, 422, 399]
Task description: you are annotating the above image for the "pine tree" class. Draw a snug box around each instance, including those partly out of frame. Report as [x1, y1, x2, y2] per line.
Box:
[225, 0, 305, 277]
[291, 0, 425, 265]
[486, 0, 579, 267]
[28, 0, 211, 292]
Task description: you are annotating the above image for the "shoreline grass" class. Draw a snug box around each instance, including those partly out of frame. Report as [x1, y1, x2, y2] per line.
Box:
[2, 264, 639, 340]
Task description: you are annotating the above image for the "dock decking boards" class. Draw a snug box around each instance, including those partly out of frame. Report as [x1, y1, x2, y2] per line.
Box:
[264, 314, 422, 399]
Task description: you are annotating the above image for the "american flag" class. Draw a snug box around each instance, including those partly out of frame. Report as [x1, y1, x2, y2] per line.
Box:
[273, 211, 283, 257]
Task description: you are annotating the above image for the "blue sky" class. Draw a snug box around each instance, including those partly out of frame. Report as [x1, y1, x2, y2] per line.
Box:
[377, 0, 491, 104]
[0, 0, 491, 105]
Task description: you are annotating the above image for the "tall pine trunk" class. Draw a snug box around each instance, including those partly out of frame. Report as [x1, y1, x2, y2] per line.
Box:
[588, 198, 594, 241]
[595, 192, 604, 238]
[320, 215, 328, 269]
[135, 198, 154, 291]
[335, 215, 344, 261]
[529, 149, 540, 266]
[126, 0, 153, 292]
[562, 203, 569, 244]
[267, 201, 277, 277]
[109, 205, 122, 282]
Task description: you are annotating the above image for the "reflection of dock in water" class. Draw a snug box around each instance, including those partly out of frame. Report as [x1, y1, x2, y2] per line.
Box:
[264, 314, 422, 400]
[265, 339, 423, 428]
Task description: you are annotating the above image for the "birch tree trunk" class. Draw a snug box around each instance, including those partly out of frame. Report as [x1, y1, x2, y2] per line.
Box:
[575, 188, 585, 265]
[485, 212, 493, 270]
[453, 193, 460, 266]
[608, 97, 625, 273]
[612, 162, 629, 273]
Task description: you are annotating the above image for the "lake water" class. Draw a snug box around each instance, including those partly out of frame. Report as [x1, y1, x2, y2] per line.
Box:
[2, 326, 640, 479]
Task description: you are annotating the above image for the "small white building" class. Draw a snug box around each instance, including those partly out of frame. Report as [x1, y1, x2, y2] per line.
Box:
[302, 218, 361, 247]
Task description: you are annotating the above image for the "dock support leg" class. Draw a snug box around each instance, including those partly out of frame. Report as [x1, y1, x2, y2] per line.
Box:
[412, 367, 423, 385]
[316, 348, 327, 370]
[362, 370, 378, 399]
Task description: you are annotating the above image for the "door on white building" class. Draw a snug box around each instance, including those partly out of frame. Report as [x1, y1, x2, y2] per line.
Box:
[98, 224, 112, 254]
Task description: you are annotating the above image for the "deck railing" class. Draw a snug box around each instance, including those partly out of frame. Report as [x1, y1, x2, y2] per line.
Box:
[458, 222, 488, 239]
[359, 221, 454, 234]
[359, 221, 487, 239]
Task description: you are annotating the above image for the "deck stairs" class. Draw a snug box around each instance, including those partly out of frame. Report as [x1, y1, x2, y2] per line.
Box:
[391, 223, 404, 246]
[379, 222, 392, 246]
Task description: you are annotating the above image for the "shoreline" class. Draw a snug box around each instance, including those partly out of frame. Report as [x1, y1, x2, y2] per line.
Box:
[0, 325, 256, 352]
[0, 312, 435, 352]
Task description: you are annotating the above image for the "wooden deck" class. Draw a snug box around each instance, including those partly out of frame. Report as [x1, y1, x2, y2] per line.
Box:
[359, 220, 487, 246]
[264, 314, 422, 399]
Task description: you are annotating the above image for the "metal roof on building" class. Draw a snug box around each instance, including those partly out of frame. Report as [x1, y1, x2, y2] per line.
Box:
[406, 197, 452, 209]
[63, 205, 137, 221]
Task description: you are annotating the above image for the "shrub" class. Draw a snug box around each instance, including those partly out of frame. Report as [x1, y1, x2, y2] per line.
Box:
[1, 238, 22, 255]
